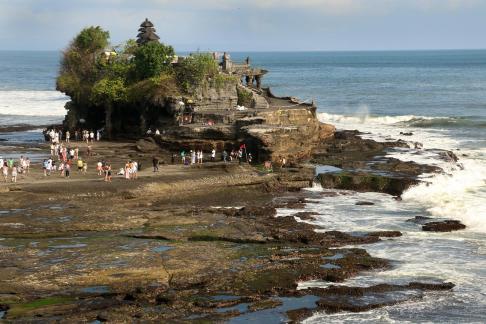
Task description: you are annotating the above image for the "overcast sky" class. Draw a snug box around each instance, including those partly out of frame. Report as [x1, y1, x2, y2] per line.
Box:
[1, 0, 485, 51]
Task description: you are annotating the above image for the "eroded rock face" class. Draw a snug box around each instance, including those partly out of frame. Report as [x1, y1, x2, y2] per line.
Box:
[317, 172, 420, 196]
[422, 220, 466, 232]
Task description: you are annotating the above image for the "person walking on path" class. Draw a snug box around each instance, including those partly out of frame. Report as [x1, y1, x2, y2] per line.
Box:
[2, 163, 8, 182]
[152, 156, 159, 172]
[11, 165, 17, 183]
[65, 161, 71, 178]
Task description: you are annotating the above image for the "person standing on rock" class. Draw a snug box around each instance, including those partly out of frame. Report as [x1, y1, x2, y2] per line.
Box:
[2, 162, 8, 182]
[152, 156, 159, 172]
[65, 161, 71, 178]
[191, 150, 196, 165]
[77, 158, 84, 173]
[11, 165, 18, 183]
[180, 150, 186, 164]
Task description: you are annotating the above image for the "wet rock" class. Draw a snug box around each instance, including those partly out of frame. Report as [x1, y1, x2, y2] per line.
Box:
[317, 172, 420, 196]
[371, 158, 441, 176]
[406, 216, 432, 224]
[135, 137, 160, 152]
[355, 201, 374, 206]
[293, 212, 319, 221]
[236, 206, 277, 218]
[248, 298, 282, 312]
[422, 220, 466, 232]
[437, 150, 459, 163]
[308, 281, 454, 314]
[368, 231, 402, 238]
[286, 307, 314, 322]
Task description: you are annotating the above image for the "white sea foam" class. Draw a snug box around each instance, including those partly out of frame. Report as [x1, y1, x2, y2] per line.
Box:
[317, 110, 486, 232]
[402, 157, 486, 232]
[0, 90, 68, 117]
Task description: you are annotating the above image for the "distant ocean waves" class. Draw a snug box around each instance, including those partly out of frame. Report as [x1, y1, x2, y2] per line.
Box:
[318, 111, 486, 129]
[0, 90, 67, 126]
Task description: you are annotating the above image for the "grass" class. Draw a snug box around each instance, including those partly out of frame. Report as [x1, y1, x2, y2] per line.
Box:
[7, 296, 76, 317]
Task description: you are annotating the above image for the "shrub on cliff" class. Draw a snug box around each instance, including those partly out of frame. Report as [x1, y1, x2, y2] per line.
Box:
[133, 42, 175, 80]
[176, 53, 219, 93]
[73, 26, 110, 53]
[129, 73, 180, 105]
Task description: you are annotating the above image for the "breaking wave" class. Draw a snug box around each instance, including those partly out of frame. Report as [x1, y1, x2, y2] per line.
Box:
[0, 90, 68, 117]
[318, 112, 486, 129]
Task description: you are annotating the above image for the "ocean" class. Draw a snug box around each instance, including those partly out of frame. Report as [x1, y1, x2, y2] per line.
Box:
[1, 50, 485, 322]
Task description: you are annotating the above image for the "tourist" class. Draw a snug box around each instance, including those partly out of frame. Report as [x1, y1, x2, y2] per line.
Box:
[104, 163, 112, 182]
[46, 158, 53, 176]
[96, 130, 101, 141]
[155, 129, 161, 136]
[25, 158, 30, 174]
[191, 150, 196, 165]
[77, 158, 84, 172]
[65, 161, 71, 178]
[97, 161, 103, 175]
[83, 161, 88, 174]
[74, 130, 79, 141]
[58, 161, 65, 177]
[222, 150, 228, 162]
[248, 153, 253, 164]
[69, 148, 75, 160]
[125, 161, 131, 180]
[211, 148, 216, 162]
[132, 161, 138, 179]
[74, 147, 79, 160]
[50, 143, 55, 156]
[180, 150, 186, 164]
[2, 163, 8, 182]
[87, 145, 92, 157]
[89, 131, 95, 142]
[238, 149, 243, 165]
[197, 150, 203, 164]
[11, 165, 17, 183]
[66, 130, 70, 143]
[152, 156, 159, 172]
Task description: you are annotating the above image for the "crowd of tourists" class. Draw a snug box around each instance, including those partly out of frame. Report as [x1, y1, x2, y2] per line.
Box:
[176, 145, 253, 167]
[0, 156, 30, 183]
[46, 128, 101, 144]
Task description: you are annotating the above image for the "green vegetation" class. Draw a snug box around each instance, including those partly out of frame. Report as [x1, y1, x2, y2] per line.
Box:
[237, 87, 253, 107]
[8, 296, 76, 317]
[56, 26, 234, 136]
[133, 41, 175, 79]
[176, 53, 219, 92]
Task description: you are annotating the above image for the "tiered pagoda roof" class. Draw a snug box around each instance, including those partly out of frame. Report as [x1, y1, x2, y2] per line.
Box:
[136, 18, 160, 45]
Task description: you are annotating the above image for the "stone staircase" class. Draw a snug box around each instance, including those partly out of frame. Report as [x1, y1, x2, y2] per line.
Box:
[251, 89, 270, 110]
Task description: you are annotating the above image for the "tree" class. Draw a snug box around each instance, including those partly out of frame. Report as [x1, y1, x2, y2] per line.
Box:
[133, 42, 175, 79]
[175, 53, 219, 93]
[74, 26, 110, 52]
[91, 78, 128, 138]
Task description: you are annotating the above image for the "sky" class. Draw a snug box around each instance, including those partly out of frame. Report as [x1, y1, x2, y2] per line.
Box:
[0, 0, 485, 51]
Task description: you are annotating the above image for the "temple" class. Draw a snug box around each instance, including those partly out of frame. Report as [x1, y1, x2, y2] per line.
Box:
[136, 18, 160, 45]
[60, 19, 335, 164]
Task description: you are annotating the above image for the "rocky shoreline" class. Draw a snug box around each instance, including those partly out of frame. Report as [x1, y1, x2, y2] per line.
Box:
[0, 129, 465, 322]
